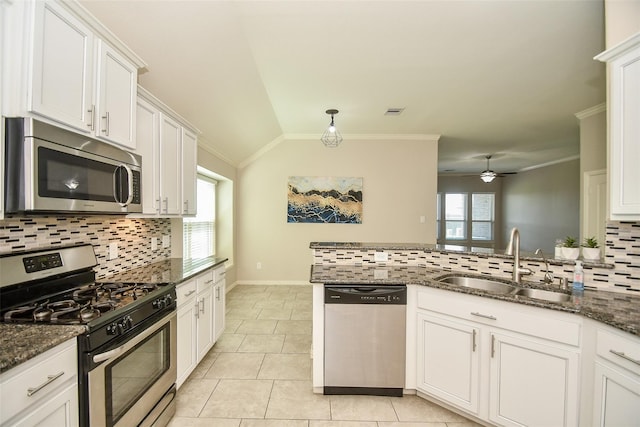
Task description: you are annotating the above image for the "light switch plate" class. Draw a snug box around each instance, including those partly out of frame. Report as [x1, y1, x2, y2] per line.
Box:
[109, 242, 118, 260]
[162, 235, 170, 248]
[151, 237, 158, 251]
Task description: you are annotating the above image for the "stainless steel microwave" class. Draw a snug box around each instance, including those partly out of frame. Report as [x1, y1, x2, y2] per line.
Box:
[4, 117, 142, 214]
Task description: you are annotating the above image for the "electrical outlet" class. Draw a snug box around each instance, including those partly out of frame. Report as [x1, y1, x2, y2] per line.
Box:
[109, 242, 118, 260]
[420, 215, 426, 224]
[374, 251, 388, 262]
[256, 262, 262, 270]
[162, 235, 170, 248]
[151, 237, 158, 251]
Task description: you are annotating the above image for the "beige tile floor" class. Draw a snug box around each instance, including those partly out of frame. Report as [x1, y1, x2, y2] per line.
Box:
[168, 284, 481, 427]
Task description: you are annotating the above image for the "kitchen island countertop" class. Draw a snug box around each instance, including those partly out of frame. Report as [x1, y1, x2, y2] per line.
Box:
[310, 264, 640, 337]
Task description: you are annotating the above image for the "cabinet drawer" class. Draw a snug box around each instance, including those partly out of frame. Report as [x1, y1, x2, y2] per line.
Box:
[214, 266, 226, 283]
[597, 328, 640, 375]
[417, 286, 581, 346]
[176, 280, 197, 306]
[0, 339, 77, 424]
[196, 270, 215, 293]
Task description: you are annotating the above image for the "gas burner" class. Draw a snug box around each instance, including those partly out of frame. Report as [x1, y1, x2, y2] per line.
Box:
[4, 304, 38, 322]
[73, 285, 98, 303]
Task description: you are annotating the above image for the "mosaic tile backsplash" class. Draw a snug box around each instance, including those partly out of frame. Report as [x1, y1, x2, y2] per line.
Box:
[312, 221, 640, 293]
[0, 216, 171, 279]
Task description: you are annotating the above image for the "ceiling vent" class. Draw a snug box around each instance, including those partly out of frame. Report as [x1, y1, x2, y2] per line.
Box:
[384, 107, 405, 116]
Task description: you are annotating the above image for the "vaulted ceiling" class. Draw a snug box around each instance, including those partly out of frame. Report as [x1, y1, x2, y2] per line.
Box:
[80, 0, 606, 174]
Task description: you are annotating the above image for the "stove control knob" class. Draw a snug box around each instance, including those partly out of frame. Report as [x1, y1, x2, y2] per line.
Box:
[107, 322, 119, 335]
[165, 295, 173, 306]
[153, 298, 166, 309]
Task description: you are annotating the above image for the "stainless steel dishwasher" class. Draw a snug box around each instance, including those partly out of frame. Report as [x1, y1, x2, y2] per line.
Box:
[324, 284, 407, 397]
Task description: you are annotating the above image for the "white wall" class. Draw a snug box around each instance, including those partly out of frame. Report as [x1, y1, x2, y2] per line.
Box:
[502, 160, 580, 254]
[236, 136, 438, 283]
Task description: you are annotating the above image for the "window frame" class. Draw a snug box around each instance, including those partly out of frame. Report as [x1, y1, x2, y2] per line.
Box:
[183, 173, 217, 258]
[437, 191, 495, 247]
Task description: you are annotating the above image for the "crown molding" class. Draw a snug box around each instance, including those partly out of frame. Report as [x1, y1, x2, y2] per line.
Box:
[575, 103, 606, 120]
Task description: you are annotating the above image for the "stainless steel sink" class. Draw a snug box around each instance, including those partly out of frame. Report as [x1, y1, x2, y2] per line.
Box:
[515, 288, 571, 303]
[437, 275, 572, 303]
[438, 276, 517, 295]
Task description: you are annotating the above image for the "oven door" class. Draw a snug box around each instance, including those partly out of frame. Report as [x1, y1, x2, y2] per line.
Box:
[87, 311, 176, 427]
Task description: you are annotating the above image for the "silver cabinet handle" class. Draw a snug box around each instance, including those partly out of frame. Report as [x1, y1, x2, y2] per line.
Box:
[195, 302, 200, 318]
[93, 345, 125, 363]
[102, 111, 110, 136]
[199, 298, 205, 314]
[156, 198, 161, 213]
[163, 197, 168, 214]
[87, 105, 95, 131]
[27, 371, 65, 397]
[183, 290, 196, 297]
[471, 312, 497, 320]
[491, 334, 496, 358]
[205, 279, 214, 285]
[184, 200, 189, 213]
[472, 329, 477, 352]
[216, 286, 220, 301]
[610, 350, 640, 366]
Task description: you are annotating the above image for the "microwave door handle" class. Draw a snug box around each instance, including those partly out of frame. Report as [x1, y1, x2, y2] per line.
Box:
[113, 165, 134, 207]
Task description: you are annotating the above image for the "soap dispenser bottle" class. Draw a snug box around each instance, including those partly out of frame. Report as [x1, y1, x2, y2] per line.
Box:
[572, 260, 584, 292]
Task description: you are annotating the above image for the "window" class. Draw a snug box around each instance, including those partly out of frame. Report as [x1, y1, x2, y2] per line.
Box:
[437, 192, 495, 245]
[183, 175, 216, 258]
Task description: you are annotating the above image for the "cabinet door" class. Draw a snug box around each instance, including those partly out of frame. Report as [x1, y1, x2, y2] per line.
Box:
[214, 279, 225, 342]
[182, 128, 197, 215]
[416, 312, 480, 414]
[159, 114, 182, 215]
[489, 332, 579, 427]
[593, 362, 640, 427]
[136, 97, 160, 214]
[599, 35, 640, 219]
[176, 294, 198, 389]
[95, 41, 137, 149]
[197, 285, 214, 361]
[11, 382, 78, 427]
[30, 1, 94, 133]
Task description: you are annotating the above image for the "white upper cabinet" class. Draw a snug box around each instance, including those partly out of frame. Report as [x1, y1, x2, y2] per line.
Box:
[182, 128, 198, 216]
[30, 1, 94, 132]
[95, 40, 138, 148]
[596, 32, 640, 220]
[4, 0, 145, 150]
[136, 87, 199, 217]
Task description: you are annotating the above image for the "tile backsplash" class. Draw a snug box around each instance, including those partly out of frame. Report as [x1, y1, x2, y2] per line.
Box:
[312, 220, 640, 294]
[0, 216, 171, 279]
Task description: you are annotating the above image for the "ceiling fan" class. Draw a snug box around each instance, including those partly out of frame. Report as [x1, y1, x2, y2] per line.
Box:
[480, 155, 517, 182]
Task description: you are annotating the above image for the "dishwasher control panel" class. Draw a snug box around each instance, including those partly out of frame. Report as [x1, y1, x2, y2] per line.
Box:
[324, 285, 407, 304]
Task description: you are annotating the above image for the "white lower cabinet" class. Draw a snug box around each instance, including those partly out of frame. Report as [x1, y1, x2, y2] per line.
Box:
[417, 312, 480, 414]
[489, 331, 580, 427]
[196, 271, 215, 362]
[213, 267, 226, 342]
[0, 338, 78, 427]
[591, 325, 640, 426]
[176, 265, 226, 389]
[416, 286, 581, 426]
[176, 278, 198, 388]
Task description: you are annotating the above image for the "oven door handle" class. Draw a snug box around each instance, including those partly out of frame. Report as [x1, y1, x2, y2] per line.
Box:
[93, 345, 125, 363]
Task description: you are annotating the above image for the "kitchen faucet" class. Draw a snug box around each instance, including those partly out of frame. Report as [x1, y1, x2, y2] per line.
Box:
[505, 227, 532, 283]
[534, 248, 554, 284]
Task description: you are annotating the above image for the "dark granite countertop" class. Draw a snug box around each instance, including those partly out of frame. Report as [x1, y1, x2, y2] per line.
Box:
[98, 256, 228, 284]
[310, 264, 640, 337]
[0, 257, 227, 375]
[0, 324, 86, 374]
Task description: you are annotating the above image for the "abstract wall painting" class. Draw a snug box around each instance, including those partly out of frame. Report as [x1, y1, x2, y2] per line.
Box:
[287, 176, 363, 224]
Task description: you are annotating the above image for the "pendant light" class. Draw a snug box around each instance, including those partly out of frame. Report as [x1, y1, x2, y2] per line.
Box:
[480, 155, 497, 183]
[320, 109, 343, 148]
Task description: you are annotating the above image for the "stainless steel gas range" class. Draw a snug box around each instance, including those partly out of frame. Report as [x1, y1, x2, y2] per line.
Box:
[0, 244, 177, 427]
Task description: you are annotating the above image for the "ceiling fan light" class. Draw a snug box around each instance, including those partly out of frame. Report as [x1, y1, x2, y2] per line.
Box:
[480, 170, 497, 183]
[321, 109, 342, 147]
